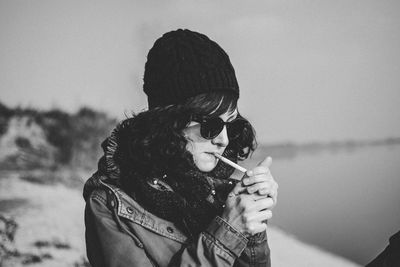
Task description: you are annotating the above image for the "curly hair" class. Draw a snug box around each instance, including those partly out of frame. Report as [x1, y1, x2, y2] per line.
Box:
[115, 91, 257, 190]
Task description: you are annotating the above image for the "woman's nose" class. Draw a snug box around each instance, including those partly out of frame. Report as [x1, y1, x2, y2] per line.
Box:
[211, 125, 229, 147]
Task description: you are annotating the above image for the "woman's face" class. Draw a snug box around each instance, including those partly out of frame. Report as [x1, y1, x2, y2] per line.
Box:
[183, 109, 238, 172]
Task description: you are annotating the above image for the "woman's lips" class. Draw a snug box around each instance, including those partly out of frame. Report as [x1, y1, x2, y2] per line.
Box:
[206, 152, 221, 161]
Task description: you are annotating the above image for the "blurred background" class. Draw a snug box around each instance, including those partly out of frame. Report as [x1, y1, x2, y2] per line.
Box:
[0, 0, 399, 266]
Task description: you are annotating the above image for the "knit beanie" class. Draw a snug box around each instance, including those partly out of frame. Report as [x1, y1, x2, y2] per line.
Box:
[143, 29, 239, 109]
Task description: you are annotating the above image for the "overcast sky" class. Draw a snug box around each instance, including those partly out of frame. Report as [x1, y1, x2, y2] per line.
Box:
[1, 0, 399, 143]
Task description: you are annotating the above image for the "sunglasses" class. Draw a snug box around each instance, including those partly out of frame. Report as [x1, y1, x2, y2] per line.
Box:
[192, 115, 247, 140]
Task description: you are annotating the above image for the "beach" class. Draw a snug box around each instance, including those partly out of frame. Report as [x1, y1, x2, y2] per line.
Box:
[0, 170, 361, 267]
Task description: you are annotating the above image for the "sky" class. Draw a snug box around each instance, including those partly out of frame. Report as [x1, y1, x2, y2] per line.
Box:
[1, 0, 399, 143]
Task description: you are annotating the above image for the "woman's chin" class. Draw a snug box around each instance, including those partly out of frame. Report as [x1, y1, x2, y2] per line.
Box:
[192, 153, 219, 172]
[195, 161, 217, 172]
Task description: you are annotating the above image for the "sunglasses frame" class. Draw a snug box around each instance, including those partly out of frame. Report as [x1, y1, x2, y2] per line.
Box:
[191, 115, 246, 140]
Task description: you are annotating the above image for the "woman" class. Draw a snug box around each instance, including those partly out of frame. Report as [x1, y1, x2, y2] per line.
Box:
[83, 29, 278, 267]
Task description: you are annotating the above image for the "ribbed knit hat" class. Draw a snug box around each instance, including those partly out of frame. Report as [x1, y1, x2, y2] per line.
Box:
[143, 29, 239, 109]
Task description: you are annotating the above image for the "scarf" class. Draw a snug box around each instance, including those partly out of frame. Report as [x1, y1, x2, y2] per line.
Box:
[94, 120, 239, 239]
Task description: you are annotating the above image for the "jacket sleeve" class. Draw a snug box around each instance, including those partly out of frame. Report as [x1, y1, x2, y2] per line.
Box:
[235, 231, 271, 267]
[173, 219, 271, 267]
[170, 216, 249, 266]
[85, 191, 269, 267]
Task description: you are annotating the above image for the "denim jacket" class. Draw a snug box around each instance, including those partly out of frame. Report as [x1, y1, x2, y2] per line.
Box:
[84, 175, 271, 267]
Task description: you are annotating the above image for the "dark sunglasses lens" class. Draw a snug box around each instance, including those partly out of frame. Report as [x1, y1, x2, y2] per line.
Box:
[227, 119, 246, 140]
[200, 118, 224, 139]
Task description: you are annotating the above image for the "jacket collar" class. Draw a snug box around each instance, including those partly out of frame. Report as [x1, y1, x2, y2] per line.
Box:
[99, 178, 188, 244]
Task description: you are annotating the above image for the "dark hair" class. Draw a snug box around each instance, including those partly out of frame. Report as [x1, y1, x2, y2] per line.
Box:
[116, 91, 257, 189]
[183, 91, 257, 161]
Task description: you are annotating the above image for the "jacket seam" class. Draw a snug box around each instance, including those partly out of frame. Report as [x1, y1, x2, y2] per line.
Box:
[251, 245, 256, 265]
[215, 216, 248, 242]
[91, 193, 106, 204]
[202, 231, 236, 259]
[99, 180, 187, 244]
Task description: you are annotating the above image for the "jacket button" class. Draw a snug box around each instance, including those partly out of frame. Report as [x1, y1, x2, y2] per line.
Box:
[110, 200, 115, 207]
[126, 207, 133, 214]
[166, 226, 174, 233]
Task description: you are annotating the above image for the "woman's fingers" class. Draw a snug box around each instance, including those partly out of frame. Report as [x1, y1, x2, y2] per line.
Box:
[245, 156, 272, 177]
[246, 182, 271, 194]
[250, 193, 270, 201]
[241, 194, 274, 211]
[245, 222, 268, 236]
[223, 186, 275, 237]
[257, 156, 272, 169]
[241, 157, 278, 201]
[227, 181, 247, 199]
[244, 175, 277, 198]
[267, 183, 278, 204]
[242, 209, 272, 235]
[253, 209, 273, 221]
[242, 174, 271, 186]
[254, 197, 275, 210]
[245, 166, 270, 177]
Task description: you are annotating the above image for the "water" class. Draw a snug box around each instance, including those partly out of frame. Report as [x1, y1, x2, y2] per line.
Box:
[245, 144, 400, 265]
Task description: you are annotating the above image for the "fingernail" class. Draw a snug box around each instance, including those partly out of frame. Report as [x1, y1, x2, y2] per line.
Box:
[243, 178, 249, 185]
[247, 170, 253, 176]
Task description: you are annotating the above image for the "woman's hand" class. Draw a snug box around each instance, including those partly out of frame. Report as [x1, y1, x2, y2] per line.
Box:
[221, 182, 274, 237]
[242, 157, 278, 207]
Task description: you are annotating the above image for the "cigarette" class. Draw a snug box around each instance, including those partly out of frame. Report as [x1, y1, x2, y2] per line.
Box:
[213, 153, 247, 173]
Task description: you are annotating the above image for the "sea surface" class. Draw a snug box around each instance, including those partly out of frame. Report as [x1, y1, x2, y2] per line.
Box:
[244, 143, 400, 265]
